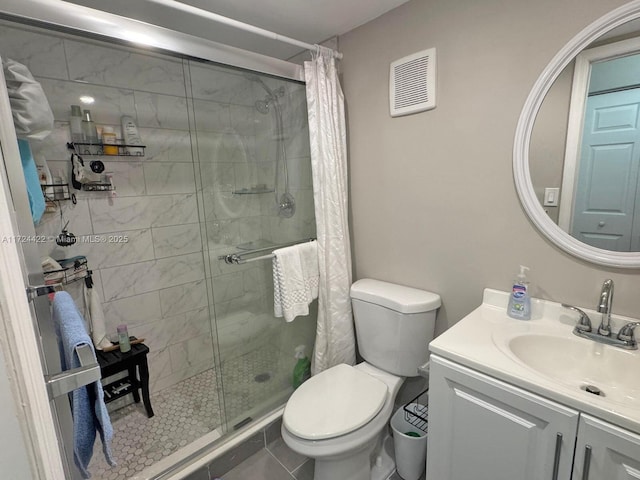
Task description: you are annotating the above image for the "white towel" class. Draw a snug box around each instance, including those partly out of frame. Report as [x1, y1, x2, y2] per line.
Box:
[273, 241, 319, 322]
[298, 241, 319, 299]
[83, 284, 114, 350]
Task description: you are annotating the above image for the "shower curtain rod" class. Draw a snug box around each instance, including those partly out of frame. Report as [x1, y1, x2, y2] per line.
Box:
[148, 0, 343, 60]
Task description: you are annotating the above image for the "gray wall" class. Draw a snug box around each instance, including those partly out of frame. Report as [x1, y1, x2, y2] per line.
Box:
[529, 62, 574, 224]
[339, 0, 640, 334]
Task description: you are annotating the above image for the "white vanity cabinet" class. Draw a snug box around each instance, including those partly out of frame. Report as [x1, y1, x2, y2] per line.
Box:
[572, 415, 640, 479]
[427, 355, 579, 480]
[427, 355, 640, 480]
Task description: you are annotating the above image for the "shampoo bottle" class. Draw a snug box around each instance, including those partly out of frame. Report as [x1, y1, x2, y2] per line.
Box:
[69, 105, 84, 143]
[507, 265, 531, 320]
[121, 115, 143, 155]
[82, 109, 98, 144]
[102, 126, 118, 155]
[292, 345, 311, 389]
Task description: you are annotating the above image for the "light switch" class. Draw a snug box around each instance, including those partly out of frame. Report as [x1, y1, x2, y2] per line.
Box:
[543, 187, 560, 207]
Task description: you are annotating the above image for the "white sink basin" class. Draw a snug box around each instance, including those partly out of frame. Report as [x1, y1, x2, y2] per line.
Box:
[505, 333, 640, 406]
[429, 288, 640, 434]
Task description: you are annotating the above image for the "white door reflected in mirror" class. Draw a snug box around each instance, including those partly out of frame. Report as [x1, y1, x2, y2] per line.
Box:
[569, 86, 640, 251]
[556, 38, 640, 252]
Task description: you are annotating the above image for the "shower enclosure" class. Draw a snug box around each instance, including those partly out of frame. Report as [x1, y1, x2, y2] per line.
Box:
[0, 16, 316, 480]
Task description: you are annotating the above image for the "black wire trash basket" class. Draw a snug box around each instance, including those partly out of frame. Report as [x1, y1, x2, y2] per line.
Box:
[402, 388, 429, 435]
[392, 387, 429, 480]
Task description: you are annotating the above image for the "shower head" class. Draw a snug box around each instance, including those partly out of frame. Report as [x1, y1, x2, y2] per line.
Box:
[246, 73, 274, 95]
[255, 99, 270, 114]
[254, 86, 286, 114]
[278, 192, 295, 218]
[246, 74, 286, 100]
[246, 74, 292, 217]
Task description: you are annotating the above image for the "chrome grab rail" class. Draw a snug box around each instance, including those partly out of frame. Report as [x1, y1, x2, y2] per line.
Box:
[45, 344, 101, 400]
[26, 283, 63, 301]
[26, 283, 102, 398]
[218, 238, 315, 265]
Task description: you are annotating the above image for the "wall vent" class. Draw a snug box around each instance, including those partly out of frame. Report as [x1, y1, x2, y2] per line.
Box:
[389, 48, 436, 117]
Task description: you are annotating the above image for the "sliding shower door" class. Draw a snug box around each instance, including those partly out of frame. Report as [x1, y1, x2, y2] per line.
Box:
[0, 16, 317, 478]
[188, 61, 317, 430]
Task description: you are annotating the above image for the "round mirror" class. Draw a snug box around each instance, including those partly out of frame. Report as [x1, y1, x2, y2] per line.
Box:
[514, 0, 640, 268]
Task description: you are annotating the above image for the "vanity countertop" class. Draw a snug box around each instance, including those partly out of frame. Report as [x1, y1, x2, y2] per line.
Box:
[429, 288, 640, 434]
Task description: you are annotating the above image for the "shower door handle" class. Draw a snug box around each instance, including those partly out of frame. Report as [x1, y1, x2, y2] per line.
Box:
[45, 344, 101, 400]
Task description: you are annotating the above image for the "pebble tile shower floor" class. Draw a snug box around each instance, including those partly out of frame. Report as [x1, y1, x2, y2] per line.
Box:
[221, 343, 292, 424]
[90, 343, 292, 480]
[91, 369, 221, 480]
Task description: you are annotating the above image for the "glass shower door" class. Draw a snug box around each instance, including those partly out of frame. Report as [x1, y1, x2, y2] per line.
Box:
[0, 15, 316, 477]
[188, 61, 317, 430]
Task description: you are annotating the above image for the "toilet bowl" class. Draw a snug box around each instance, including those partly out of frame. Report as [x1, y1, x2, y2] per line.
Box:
[282, 362, 401, 480]
[281, 279, 441, 480]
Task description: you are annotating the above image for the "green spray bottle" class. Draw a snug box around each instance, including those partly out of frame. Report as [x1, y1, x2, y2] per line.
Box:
[292, 345, 311, 389]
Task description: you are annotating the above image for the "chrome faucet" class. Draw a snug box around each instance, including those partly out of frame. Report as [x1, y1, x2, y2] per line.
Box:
[617, 322, 640, 349]
[561, 304, 592, 333]
[562, 279, 640, 350]
[562, 279, 636, 350]
[596, 279, 614, 336]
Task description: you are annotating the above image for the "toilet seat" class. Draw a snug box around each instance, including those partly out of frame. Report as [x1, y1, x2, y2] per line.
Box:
[283, 364, 388, 440]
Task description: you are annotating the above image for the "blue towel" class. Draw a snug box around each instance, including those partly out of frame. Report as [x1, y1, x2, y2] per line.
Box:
[17, 138, 45, 224]
[52, 292, 115, 478]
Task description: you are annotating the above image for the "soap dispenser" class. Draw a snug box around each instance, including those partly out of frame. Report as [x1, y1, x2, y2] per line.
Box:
[507, 265, 531, 320]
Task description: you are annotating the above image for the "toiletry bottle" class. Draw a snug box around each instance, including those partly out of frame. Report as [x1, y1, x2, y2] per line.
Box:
[82, 109, 98, 144]
[507, 265, 531, 320]
[117, 324, 131, 353]
[121, 115, 143, 155]
[292, 345, 311, 389]
[69, 105, 84, 143]
[102, 126, 118, 155]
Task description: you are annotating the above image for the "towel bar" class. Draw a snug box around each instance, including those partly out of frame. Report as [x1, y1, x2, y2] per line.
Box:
[45, 344, 101, 400]
[225, 252, 276, 265]
[218, 238, 315, 265]
[26, 283, 63, 301]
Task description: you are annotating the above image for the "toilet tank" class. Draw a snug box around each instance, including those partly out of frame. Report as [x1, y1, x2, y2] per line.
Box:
[350, 279, 441, 377]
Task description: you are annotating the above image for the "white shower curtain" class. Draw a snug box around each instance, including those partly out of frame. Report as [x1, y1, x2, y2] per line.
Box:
[305, 47, 356, 375]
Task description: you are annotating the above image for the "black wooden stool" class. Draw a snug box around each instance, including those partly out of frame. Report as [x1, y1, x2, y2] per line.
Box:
[96, 340, 154, 418]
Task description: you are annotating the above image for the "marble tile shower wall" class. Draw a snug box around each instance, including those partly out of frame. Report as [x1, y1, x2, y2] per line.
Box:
[0, 23, 315, 395]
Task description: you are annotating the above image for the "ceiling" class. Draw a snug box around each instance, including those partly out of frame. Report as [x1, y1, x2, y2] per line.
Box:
[65, 0, 411, 59]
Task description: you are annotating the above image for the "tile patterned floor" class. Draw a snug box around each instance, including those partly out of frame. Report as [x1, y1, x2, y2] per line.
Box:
[223, 446, 311, 480]
[91, 368, 221, 480]
[222, 438, 426, 480]
[90, 349, 426, 480]
[220, 343, 293, 424]
[90, 344, 293, 480]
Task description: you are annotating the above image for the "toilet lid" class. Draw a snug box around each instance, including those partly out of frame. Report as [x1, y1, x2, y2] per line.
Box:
[283, 364, 388, 440]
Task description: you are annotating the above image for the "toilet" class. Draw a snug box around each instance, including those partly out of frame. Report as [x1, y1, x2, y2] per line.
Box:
[281, 278, 441, 480]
